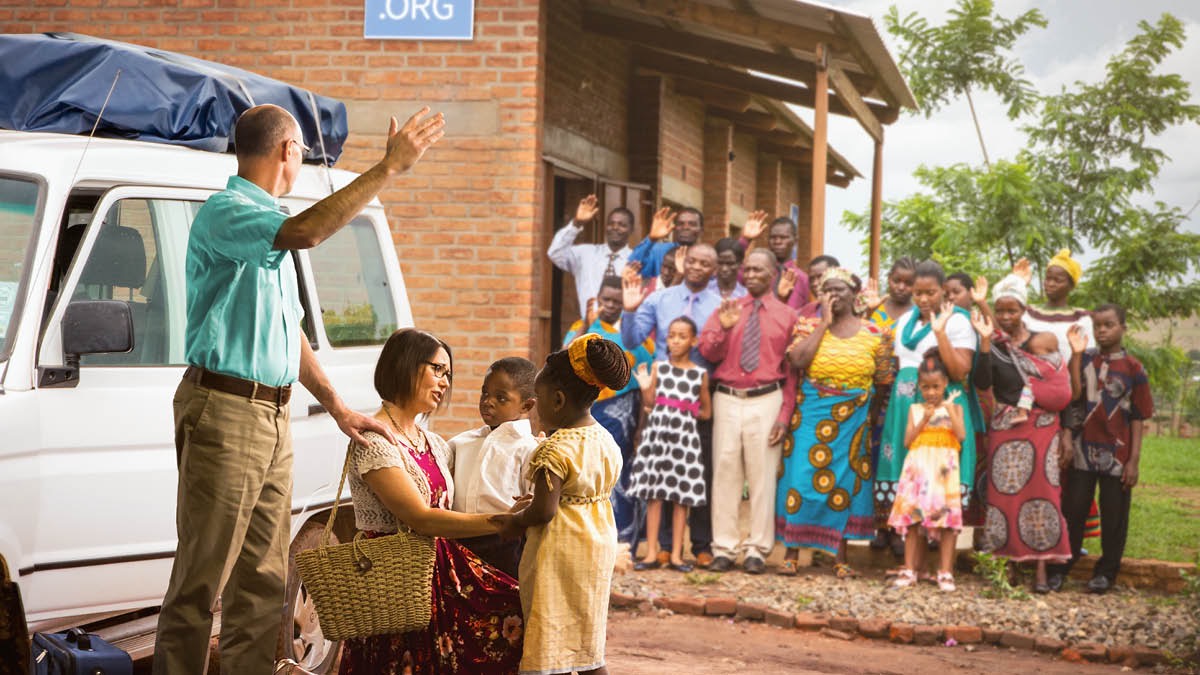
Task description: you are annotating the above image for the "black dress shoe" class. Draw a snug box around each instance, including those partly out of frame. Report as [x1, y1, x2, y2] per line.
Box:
[869, 529, 889, 550]
[669, 561, 695, 573]
[1046, 573, 1065, 592]
[743, 557, 766, 575]
[708, 556, 734, 573]
[633, 560, 661, 571]
[1087, 575, 1112, 594]
[1033, 582, 1051, 595]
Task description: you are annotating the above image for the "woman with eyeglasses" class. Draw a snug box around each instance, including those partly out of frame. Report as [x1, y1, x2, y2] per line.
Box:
[338, 328, 523, 674]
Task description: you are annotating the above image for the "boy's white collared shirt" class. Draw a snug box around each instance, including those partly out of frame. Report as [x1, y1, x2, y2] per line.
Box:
[448, 418, 538, 514]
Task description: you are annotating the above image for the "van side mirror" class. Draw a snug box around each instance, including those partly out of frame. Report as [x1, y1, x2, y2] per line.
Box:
[39, 300, 133, 388]
[63, 300, 133, 356]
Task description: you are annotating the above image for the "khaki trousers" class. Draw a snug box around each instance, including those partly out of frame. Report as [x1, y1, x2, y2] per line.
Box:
[154, 378, 293, 675]
[710, 389, 782, 562]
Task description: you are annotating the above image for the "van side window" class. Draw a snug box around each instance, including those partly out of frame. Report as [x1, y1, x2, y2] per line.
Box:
[307, 216, 397, 347]
[71, 199, 198, 366]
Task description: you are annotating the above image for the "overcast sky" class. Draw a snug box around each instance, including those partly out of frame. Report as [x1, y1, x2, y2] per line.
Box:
[803, 0, 1200, 277]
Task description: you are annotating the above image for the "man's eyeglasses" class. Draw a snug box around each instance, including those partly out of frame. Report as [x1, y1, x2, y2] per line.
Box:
[289, 138, 311, 153]
[424, 361, 452, 381]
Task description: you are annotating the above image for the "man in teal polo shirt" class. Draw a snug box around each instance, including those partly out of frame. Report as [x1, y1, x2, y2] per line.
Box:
[154, 103, 444, 675]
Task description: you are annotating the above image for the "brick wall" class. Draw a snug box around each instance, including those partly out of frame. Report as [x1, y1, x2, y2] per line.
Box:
[728, 130, 758, 232]
[2, 0, 546, 430]
[659, 83, 705, 209]
[544, 0, 628, 160]
[781, 161, 812, 264]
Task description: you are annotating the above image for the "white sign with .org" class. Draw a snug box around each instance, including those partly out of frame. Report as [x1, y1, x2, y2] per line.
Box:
[364, 0, 475, 40]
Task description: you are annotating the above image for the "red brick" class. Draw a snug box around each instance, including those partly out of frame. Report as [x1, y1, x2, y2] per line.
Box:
[857, 619, 890, 639]
[889, 624, 914, 644]
[764, 609, 796, 628]
[609, 592, 639, 609]
[794, 613, 829, 631]
[704, 597, 737, 616]
[662, 597, 705, 616]
[1034, 637, 1066, 654]
[999, 632, 1035, 650]
[981, 628, 1004, 644]
[821, 628, 854, 641]
[1074, 642, 1107, 662]
[944, 625, 983, 644]
[829, 616, 859, 633]
[1106, 645, 1134, 664]
[1132, 646, 1165, 666]
[913, 625, 942, 646]
[735, 602, 766, 621]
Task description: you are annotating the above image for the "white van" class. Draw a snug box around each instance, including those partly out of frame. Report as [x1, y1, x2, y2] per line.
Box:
[0, 130, 412, 671]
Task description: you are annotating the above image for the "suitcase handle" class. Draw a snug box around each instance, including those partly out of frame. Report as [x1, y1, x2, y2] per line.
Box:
[65, 627, 93, 651]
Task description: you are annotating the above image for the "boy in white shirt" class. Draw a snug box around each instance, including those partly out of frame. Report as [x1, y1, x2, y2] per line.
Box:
[448, 357, 539, 578]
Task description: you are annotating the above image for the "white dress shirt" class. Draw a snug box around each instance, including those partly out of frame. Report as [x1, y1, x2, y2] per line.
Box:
[547, 219, 632, 320]
[447, 419, 539, 514]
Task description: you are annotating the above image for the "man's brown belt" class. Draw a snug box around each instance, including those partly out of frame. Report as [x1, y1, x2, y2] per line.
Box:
[183, 366, 292, 406]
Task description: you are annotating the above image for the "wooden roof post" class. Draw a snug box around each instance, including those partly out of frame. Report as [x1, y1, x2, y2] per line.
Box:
[807, 43, 828, 261]
[869, 131, 883, 281]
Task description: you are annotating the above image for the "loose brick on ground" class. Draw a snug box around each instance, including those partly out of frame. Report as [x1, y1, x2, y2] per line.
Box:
[735, 602, 766, 621]
[821, 628, 854, 641]
[1132, 646, 1165, 666]
[663, 597, 706, 616]
[912, 625, 942, 646]
[610, 592, 640, 609]
[889, 623, 914, 644]
[829, 616, 859, 633]
[765, 609, 796, 628]
[945, 625, 982, 644]
[857, 619, 890, 639]
[1106, 645, 1134, 664]
[1075, 642, 1108, 662]
[1034, 637, 1065, 654]
[794, 612, 829, 631]
[999, 632, 1035, 650]
[705, 596, 737, 616]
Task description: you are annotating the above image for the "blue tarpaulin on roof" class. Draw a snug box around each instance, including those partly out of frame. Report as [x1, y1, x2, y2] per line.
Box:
[0, 32, 348, 164]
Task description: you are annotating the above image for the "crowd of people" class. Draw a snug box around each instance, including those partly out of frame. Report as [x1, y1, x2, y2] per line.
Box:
[158, 102, 1154, 675]
[549, 195, 1153, 601]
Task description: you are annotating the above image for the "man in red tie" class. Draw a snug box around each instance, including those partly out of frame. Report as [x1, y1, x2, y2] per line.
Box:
[698, 249, 800, 574]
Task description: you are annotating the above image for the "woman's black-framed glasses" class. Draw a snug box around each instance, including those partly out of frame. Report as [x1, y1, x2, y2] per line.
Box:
[425, 361, 452, 381]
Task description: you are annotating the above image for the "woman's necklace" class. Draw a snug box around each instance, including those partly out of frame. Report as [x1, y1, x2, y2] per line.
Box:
[382, 404, 427, 455]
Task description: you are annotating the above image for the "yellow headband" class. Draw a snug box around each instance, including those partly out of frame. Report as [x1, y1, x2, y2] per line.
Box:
[1047, 249, 1082, 285]
[567, 333, 604, 387]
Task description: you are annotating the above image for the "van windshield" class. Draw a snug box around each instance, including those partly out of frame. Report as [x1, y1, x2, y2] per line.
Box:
[0, 176, 39, 362]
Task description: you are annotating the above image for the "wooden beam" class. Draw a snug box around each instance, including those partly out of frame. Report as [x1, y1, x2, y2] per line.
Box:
[828, 61, 883, 143]
[809, 44, 829, 259]
[705, 106, 779, 132]
[828, 11, 902, 111]
[869, 135, 884, 281]
[581, 9, 877, 95]
[587, 0, 852, 55]
[634, 47, 893, 121]
[671, 78, 752, 113]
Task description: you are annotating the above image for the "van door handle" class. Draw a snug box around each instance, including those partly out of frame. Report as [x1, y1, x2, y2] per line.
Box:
[308, 404, 326, 416]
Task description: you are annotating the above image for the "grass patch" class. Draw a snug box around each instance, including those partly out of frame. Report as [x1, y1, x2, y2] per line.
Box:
[683, 571, 720, 586]
[1094, 436, 1200, 563]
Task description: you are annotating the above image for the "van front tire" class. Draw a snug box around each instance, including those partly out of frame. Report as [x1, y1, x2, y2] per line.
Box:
[279, 519, 342, 674]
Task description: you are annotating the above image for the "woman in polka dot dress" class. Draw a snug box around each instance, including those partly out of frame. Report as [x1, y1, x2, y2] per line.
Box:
[628, 317, 711, 572]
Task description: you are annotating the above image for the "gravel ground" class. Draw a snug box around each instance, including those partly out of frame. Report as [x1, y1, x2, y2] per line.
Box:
[612, 565, 1199, 658]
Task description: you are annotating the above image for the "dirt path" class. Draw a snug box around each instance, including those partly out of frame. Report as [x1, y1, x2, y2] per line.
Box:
[605, 612, 1121, 674]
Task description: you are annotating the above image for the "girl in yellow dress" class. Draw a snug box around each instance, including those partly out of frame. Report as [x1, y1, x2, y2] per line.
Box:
[498, 334, 630, 675]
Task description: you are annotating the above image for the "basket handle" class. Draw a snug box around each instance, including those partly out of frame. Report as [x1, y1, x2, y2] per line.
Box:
[320, 450, 354, 548]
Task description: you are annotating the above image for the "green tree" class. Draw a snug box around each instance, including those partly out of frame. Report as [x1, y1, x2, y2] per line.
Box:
[885, 0, 1046, 165]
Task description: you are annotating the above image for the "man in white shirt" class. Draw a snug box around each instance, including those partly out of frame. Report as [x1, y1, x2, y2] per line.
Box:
[447, 357, 539, 578]
[547, 193, 634, 321]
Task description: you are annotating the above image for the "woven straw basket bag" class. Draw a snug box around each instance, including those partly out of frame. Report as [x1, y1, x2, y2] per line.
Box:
[295, 451, 436, 640]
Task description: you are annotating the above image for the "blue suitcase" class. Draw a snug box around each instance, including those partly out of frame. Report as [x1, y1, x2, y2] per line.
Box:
[29, 628, 132, 675]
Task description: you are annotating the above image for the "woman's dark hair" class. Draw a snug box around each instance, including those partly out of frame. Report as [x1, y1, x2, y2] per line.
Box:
[946, 272, 973, 289]
[914, 259, 946, 285]
[541, 338, 631, 408]
[714, 237, 745, 263]
[487, 357, 537, 400]
[375, 328, 453, 411]
[669, 315, 698, 336]
[918, 347, 949, 378]
[889, 256, 917, 276]
[1093, 303, 1127, 326]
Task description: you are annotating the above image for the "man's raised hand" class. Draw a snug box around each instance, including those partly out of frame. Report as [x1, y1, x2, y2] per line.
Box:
[382, 107, 445, 175]
[575, 194, 599, 224]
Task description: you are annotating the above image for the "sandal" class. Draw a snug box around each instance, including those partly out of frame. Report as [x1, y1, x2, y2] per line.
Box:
[892, 568, 917, 588]
[778, 559, 799, 576]
[834, 563, 860, 579]
[936, 571, 956, 592]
